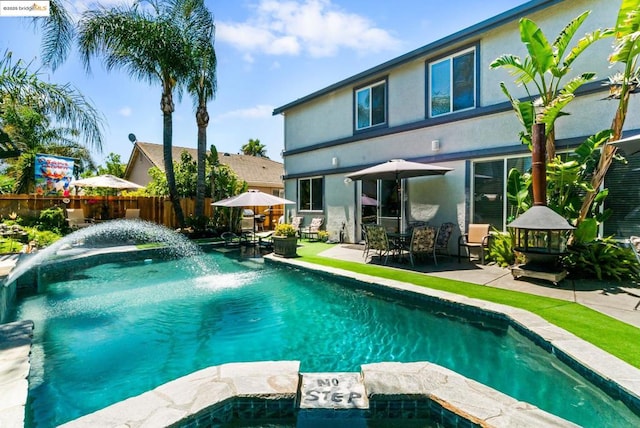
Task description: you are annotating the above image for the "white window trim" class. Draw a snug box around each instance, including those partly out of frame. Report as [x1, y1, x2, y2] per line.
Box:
[355, 80, 386, 131]
[428, 46, 476, 118]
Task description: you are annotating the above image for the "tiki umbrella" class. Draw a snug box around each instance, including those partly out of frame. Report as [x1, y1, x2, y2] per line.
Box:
[212, 190, 295, 238]
[345, 159, 453, 232]
[71, 174, 144, 190]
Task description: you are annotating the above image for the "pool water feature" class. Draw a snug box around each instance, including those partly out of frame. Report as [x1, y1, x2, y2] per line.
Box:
[13, 250, 640, 427]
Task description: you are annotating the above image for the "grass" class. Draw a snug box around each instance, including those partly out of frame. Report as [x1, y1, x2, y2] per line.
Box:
[295, 242, 640, 369]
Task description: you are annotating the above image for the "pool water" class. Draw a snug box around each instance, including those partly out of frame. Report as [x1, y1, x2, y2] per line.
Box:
[15, 251, 640, 427]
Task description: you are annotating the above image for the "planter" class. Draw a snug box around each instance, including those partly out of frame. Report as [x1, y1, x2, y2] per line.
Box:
[273, 236, 298, 258]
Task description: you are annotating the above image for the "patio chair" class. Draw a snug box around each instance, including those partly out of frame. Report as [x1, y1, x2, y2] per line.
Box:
[458, 223, 491, 264]
[407, 225, 438, 266]
[221, 231, 241, 247]
[435, 222, 456, 256]
[124, 208, 140, 219]
[364, 224, 391, 265]
[290, 216, 304, 237]
[300, 217, 324, 241]
[65, 209, 93, 229]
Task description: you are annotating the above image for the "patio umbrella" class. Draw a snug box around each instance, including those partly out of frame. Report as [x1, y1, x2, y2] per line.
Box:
[345, 159, 453, 232]
[212, 189, 295, 236]
[361, 194, 378, 206]
[71, 174, 144, 190]
[609, 134, 640, 156]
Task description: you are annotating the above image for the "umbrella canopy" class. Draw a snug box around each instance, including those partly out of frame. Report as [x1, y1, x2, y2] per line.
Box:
[72, 174, 144, 190]
[346, 159, 453, 233]
[212, 189, 294, 207]
[609, 134, 640, 156]
[212, 190, 295, 236]
[361, 194, 378, 206]
[345, 159, 453, 181]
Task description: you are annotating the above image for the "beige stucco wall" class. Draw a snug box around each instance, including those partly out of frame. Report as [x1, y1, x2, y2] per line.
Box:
[280, 0, 635, 243]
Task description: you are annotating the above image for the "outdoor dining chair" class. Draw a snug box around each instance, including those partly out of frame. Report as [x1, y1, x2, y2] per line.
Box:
[407, 225, 438, 266]
[435, 222, 456, 256]
[364, 224, 391, 265]
[458, 223, 491, 264]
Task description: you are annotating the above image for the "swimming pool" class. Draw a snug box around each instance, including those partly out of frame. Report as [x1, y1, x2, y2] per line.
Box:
[14, 249, 640, 427]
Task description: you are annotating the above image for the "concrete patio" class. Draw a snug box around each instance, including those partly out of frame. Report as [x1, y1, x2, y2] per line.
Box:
[315, 243, 640, 328]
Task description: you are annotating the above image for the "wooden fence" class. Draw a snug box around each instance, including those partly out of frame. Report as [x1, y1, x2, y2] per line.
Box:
[0, 195, 284, 231]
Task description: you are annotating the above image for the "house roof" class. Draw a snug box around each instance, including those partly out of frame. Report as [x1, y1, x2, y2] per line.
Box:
[272, 0, 562, 115]
[125, 142, 284, 188]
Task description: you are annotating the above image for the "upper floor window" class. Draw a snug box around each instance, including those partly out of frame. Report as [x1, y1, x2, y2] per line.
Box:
[429, 48, 475, 117]
[299, 177, 323, 211]
[355, 80, 386, 131]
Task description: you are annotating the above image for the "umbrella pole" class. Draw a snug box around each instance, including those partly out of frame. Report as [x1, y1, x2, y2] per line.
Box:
[396, 176, 401, 234]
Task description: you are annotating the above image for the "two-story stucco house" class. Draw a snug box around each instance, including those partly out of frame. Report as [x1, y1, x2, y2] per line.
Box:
[273, 0, 640, 249]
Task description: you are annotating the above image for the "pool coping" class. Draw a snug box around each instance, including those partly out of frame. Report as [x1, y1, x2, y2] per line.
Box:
[57, 360, 580, 427]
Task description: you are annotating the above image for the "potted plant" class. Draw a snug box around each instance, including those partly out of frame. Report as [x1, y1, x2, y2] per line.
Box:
[273, 223, 298, 257]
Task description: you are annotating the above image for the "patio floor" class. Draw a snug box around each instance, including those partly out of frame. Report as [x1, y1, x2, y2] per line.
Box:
[315, 243, 640, 329]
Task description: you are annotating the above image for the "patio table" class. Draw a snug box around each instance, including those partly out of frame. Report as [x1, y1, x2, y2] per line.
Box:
[387, 231, 411, 262]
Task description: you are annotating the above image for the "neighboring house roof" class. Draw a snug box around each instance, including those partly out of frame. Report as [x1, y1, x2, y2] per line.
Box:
[124, 142, 283, 188]
[272, 0, 561, 115]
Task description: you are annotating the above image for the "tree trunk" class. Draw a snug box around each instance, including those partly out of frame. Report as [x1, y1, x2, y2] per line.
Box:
[195, 104, 209, 218]
[161, 90, 185, 228]
[576, 88, 629, 223]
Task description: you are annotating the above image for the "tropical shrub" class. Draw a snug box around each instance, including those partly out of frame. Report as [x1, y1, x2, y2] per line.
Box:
[564, 237, 640, 281]
[488, 230, 518, 267]
[37, 206, 67, 234]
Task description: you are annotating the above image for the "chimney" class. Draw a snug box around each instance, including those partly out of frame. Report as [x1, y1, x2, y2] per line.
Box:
[531, 123, 546, 206]
[507, 123, 574, 232]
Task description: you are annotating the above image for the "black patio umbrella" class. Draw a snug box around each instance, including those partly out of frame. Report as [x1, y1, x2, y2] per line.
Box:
[609, 134, 640, 156]
[345, 159, 453, 233]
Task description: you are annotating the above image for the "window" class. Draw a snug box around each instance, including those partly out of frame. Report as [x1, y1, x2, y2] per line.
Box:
[299, 177, 323, 211]
[429, 48, 475, 117]
[472, 156, 531, 231]
[355, 80, 386, 130]
[604, 149, 640, 238]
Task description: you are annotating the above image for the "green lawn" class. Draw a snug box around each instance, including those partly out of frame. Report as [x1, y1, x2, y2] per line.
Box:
[294, 242, 640, 369]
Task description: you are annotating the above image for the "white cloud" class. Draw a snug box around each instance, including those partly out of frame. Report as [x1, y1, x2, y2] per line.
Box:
[216, 105, 274, 121]
[217, 0, 399, 59]
[118, 106, 132, 117]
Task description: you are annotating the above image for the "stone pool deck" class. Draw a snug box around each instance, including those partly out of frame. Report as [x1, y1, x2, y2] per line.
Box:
[59, 360, 578, 427]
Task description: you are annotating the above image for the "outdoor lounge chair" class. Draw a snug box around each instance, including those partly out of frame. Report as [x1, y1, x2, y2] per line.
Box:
[458, 223, 491, 264]
[300, 217, 324, 241]
[65, 209, 93, 229]
[290, 216, 304, 237]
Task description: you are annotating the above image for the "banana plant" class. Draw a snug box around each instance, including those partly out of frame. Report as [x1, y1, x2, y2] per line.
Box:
[577, 0, 640, 224]
[491, 11, 613, 159]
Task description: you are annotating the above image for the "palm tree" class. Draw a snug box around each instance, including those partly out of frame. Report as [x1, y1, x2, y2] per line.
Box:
[37, 0, 76, 71]
[0, 51, 103, 191]
[77, 0, 209, 227]
[241, 138, 267, 157]
[182, 0, 217, 218]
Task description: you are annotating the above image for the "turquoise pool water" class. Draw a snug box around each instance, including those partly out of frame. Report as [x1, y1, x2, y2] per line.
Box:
[15, 250, 639, 427]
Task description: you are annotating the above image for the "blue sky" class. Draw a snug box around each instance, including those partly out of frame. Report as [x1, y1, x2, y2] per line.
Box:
[0, 0, 529, 167]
